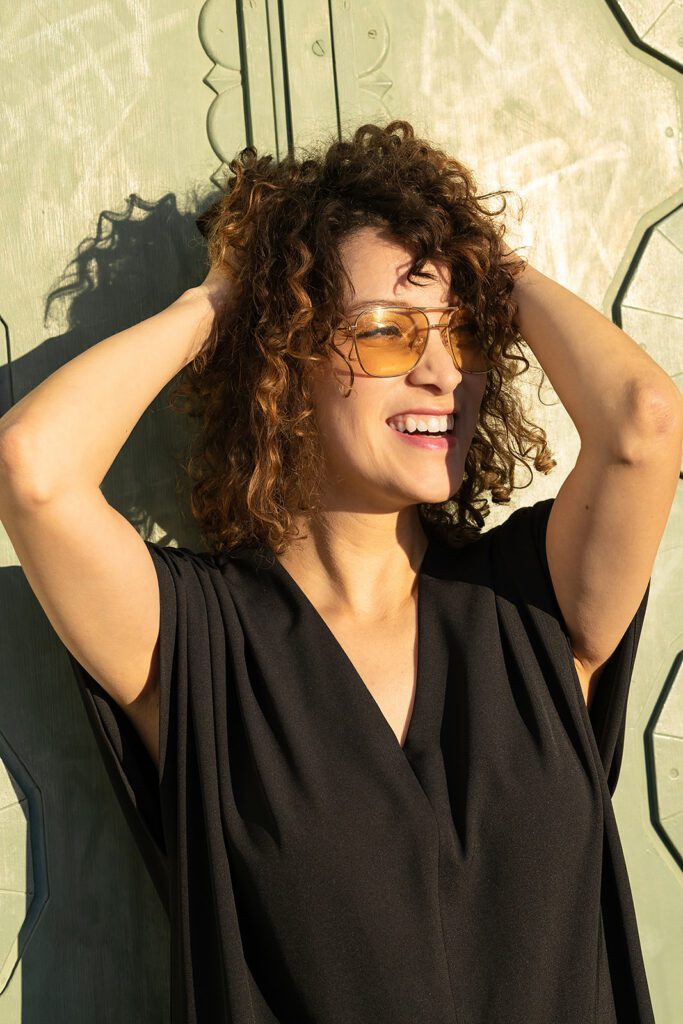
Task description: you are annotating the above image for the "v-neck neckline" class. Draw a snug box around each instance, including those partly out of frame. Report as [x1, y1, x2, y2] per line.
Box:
[265, 539, 436, 759]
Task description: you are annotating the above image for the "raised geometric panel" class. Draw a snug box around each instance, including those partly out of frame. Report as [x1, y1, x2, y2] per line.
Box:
[649, 651, 683, 868]
[330, 0, 394, 128]
[199, 0, 249, 186]
[198, 0, 395, 177]
[615, 206, 683, 474]
[0, 730, 48, 993]
[612, 0, 683, 68]
[280, 0, 338, 152]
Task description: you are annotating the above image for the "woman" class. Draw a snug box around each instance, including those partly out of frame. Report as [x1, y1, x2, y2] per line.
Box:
[0, 121, 680, 1023]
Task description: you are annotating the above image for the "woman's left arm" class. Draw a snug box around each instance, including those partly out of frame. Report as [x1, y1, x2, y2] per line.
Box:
[506, 252, 683, 454]
[506, 249, 683, 710]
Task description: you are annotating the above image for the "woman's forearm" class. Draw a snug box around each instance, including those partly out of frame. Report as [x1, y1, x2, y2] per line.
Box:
[510, 262, 683, 458]
[0, 286, 216, 502]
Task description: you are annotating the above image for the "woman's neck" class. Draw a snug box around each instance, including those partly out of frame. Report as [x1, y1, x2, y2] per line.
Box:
[274, 508, 429, 620]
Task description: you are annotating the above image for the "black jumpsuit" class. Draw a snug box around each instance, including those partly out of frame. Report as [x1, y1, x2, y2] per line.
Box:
[65, 497, 655, 1023]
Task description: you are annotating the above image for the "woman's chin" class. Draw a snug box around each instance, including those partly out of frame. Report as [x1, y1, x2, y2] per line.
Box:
[399, 483, 458, 507]
[416, 493, 455, 507]
[405, 474, 461, 507]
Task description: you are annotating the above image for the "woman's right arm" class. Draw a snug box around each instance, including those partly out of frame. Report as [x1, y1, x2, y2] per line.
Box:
[0, 276, 230, 770]
[0, 282, 222, 501]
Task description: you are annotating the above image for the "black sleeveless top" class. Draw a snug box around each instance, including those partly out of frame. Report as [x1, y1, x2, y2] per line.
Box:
[65, 497, 655, 1023]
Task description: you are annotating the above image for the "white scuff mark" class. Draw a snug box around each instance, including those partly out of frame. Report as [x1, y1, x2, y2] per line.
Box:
[10, 5, 117, 58]
[520, 140, 630, 195]
[434, 0, 497, 63]
[0, 8, 186, 159]
[86, 94, 143, 182]
[541, 33, 593, 119]
[123, 0, 187, 79]
[420, 2, 438, 111]
[32, 4, 54, 28]
[582, 218, 614, 278]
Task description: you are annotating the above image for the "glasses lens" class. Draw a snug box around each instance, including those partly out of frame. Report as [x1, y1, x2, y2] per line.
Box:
[351, 307, 492, 376]
[445, 312, 493, 373]
[353, 308, 427, 375]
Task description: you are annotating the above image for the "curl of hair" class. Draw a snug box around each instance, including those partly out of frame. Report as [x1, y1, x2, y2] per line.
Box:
[169, 120, 556, 555]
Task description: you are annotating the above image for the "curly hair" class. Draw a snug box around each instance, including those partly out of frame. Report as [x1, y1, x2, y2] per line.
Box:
[168, 120, 556, 555]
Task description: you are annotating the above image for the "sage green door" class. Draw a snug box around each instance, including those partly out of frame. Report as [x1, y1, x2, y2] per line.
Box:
[0, 1, 680, 1021]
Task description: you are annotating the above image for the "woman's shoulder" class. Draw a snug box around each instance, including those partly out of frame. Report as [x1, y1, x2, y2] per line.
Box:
[423, 496, 556, 581]
[144, 537, 273, 572]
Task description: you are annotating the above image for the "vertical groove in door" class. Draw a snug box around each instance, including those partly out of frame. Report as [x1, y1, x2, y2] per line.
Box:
[0, 315, 14, 415]
[276, 0, 294, 155]
[235, 0, 253, 147]
[264, 0, 285, 159]
[326, 0, 342, 141]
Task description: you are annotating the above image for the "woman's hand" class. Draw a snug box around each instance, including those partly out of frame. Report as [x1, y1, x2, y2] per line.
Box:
[198, 262, 235, 317]
[174, 261, 236, 361]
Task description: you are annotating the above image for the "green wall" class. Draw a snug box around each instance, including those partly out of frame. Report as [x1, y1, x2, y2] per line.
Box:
[0, 1, 681, 1020]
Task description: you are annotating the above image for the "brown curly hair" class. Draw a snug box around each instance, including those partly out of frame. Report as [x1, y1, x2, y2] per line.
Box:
[168, 120, 556, 555]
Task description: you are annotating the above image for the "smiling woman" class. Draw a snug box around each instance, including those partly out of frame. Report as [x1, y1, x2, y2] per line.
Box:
[181, 120, 555, 556]
[0, 119, 672, 1024]
[291, 225, 491, 558]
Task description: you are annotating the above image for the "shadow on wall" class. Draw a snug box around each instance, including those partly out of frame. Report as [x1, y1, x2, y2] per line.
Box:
[0, 188, 222, 1022]
[5, 188, 226, 548]
[32, 189, 222, 548]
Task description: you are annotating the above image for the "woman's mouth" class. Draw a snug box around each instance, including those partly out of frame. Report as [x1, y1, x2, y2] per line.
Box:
[385, 413, 457, 450]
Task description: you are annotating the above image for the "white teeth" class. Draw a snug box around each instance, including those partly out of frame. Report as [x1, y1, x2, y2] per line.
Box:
[388, 413, 454, 434]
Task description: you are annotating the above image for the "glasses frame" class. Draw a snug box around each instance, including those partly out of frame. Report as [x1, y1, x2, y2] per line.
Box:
[331, 305, 492, 378]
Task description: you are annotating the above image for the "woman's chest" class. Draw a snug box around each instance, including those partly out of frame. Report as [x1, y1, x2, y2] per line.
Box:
[319, 612, 419, 749]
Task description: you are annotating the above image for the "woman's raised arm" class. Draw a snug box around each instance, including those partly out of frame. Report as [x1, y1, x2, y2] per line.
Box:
[0, 271, 230, 501]
[0, 268, 233, 768]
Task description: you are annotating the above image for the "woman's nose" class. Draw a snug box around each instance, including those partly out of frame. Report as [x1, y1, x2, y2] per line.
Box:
[410, 324, 463, 383]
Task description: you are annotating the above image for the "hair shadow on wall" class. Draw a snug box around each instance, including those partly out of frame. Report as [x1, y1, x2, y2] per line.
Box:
[13, 188, 223, 545]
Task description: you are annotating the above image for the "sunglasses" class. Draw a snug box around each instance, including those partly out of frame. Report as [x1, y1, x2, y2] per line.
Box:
[330, 305, 493, 378]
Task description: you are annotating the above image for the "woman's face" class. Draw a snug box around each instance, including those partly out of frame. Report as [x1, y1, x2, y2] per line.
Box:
[310, 225, 488, 513]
